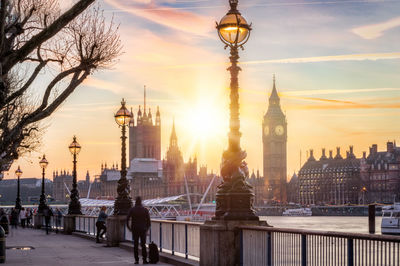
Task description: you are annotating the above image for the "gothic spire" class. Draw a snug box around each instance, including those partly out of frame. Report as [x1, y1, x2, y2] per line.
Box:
[156, 106, 161, 126]
[144, 85, 147, 112]
[269, 74, 280, 105]
[170, 119, 178, 147]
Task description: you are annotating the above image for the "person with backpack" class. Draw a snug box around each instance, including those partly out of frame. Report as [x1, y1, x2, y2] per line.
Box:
[43, 206, 53, 234]
[127, 196, 151, 264]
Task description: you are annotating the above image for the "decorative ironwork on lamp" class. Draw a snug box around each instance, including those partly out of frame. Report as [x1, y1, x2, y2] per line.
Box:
[68, 136, 82, 215]
[113, 99, 132, 215]
[214, 0, 258, 221]
[38, 154, 49, 213]
[15, 166, 22, 210]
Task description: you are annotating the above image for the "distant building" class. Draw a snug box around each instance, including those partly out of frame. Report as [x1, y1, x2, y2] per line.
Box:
[53, 170, 95, 202]
[53, 170, 73, 202]
[297, 142, 400, 205]
[299, 147, 361, 205]
[263, 76, 287, 203]
[163, 121, 185, 196]
[361, 142, 400, 203]
[247, 170, 265, 205]
[129, 86, 161, 164]
[0, 177, 52, 203]
[287, 172, 299, 204]
[99, 163, 130, 199]
[129, 158, 163, 200]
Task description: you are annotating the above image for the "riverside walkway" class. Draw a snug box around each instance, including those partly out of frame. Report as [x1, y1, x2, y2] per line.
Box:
[5, 228, 173, 265]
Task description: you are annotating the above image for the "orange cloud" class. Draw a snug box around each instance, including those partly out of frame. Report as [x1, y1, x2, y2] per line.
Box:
[242, 52, 400, 65]
[105, 0, 213, 36]
[284, 95, 358, 105]
[291, 102, 400, 110]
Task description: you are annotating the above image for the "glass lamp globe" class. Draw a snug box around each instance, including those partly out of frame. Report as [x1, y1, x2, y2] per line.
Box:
[69, 136, 81, 155]
[115, 98, 131, 126]
[218, 12, 250, 45]
[15, 166, 22, 178]
[39, 154, 49, 169]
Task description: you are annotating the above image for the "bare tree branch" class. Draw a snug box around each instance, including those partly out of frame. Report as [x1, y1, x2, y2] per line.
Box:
[2, 0, 95, 74]
[0, 0, 122, 170]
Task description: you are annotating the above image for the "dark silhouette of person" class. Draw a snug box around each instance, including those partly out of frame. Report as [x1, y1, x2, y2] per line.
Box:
[43, 206, 53, 234]
[96, 206, 108, 243]
[0, 208, 9, 235]
[127, 196, 150, 264]
[10, 208, 18, 229]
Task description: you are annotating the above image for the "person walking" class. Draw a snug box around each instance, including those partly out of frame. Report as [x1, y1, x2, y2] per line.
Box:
[127, 196, 150, 264]
[96, 206, 108, 243]
[10, 208, 19, 230]
[19, 208, 26, 228]
[55, 208, 62, 233]
[26, 208, 33, 227]
[0, 208, 9, 235]
[43, 206, 53, 234]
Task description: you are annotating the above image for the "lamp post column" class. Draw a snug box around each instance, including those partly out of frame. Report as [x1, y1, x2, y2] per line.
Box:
[114, 99, 132, 215]
[68, 152, 82, 214]
[39, 167, 46, 213]
[15, 166, 22, 210]
[114, 124, 132, 215]
[214, 0, 258, 220]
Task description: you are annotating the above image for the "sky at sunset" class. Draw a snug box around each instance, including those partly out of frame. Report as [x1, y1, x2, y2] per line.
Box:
[4, 0, 400, 182]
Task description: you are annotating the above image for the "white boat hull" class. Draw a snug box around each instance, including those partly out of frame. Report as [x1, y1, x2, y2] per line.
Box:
[381, 203, 400, 235]
[381, 227, 400, 235]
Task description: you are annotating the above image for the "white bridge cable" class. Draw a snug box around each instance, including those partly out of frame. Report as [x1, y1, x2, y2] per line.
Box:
[184, 174, 193, 217]
[194, 175, 216, 216]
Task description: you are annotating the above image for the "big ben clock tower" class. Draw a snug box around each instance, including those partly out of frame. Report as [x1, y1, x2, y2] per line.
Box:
[262, 76, 287, 203]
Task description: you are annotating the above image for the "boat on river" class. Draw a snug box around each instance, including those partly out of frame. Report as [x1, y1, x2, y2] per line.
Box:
[381, 203, 400, 235]
[282, 208, 312, 216]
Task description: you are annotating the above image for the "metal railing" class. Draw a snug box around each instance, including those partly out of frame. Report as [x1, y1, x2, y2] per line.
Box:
[32, 214, 64, 232]
[74, 216, 201, 260]
[145, 220, 201, 260]
[75, 216, 97, 236]
[239, 226, 400, 266]
[46, 215, 400, 265]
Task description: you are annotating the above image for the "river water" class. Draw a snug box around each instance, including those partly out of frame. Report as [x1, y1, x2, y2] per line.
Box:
[259, 216, 383, 234]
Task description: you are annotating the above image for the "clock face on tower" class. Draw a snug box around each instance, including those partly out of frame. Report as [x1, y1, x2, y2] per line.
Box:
[263, 126, 269, 136]
[275, 125, 284, 136]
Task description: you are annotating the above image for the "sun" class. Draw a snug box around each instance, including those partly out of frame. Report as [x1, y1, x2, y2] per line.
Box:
[182, 100, 227, 142]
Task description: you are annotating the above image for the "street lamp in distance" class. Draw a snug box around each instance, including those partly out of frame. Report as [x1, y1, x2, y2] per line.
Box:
[68, 136, 82, 215]
[113, 99, 132, 215]
[15, 166, 22, 210]
[38, 155, 49, 213]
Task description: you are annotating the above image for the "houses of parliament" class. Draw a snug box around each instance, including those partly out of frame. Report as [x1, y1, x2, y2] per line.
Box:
[53, 82, 289, 205]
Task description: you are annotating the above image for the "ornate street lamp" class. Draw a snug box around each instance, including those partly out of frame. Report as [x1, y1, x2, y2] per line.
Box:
[38, 154, 49, 213]
[362, 186, 367, 205]
[215, 0, 258, 220]
[113, 98, 132, 215]
[68, 136, 82, 215]
[15, 166, 22, 210]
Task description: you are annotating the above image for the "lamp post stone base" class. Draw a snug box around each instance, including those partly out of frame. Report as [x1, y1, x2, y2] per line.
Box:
[33, 215, 42, 229]
[200, 220, 270, 266]
[63, 215, 76, 235]
[106, 216, 127, 247]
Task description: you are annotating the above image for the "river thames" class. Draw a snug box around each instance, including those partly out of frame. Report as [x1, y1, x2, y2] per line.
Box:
[260, 216, 383, 234]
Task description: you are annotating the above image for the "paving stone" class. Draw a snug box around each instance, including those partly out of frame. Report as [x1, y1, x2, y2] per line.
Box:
[4, 228, 171, 265]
